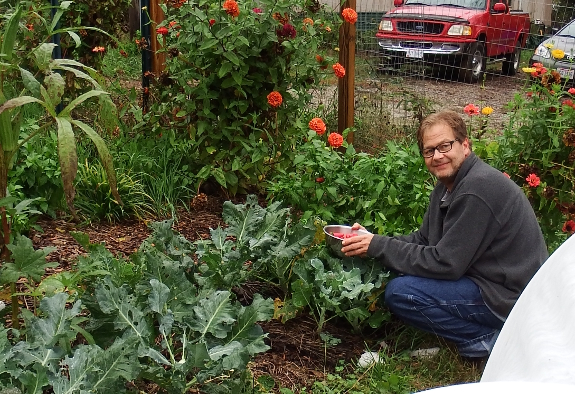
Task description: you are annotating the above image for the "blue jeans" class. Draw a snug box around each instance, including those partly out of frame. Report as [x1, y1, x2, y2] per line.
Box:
[384, 275, 504, 358]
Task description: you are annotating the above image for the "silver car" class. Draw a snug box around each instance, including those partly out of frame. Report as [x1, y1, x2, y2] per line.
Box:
[530, 20, 575, 81]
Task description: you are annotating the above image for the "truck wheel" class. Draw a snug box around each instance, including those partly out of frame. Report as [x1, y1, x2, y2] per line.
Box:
[459, 41, 486, 83]
[502, 45, 521, 76]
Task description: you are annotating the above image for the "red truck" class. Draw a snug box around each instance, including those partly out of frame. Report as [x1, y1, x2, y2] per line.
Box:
[376, 0, 530, 82]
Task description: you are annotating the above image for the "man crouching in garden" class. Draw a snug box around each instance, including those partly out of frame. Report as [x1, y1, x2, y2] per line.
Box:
[341, 110, 548, 364]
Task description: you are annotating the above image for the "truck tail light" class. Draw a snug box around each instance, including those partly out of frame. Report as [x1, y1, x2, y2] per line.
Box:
[447, 25, 472, 36]
[380, 20, 393, 31]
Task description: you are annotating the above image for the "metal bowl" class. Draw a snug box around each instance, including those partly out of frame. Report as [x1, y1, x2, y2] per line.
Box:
[323, 225, 370, 258]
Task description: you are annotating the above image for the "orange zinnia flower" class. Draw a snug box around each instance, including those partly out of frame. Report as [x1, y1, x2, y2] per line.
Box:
[223, 0, 240, 17]
[267, 91, 282, 108]
[342, 8, 358, 24]
[332, 63, 345, 78]
[328, 132, 344, 148]
[303, 18, 314, 25]
[309, 118, 326, 135]
[92, 46, 105, 53]
[463, 103, 480, 116]
[525, 173, 540, 188]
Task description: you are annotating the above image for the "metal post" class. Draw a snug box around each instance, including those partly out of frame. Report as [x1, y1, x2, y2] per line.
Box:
[141, 0, 152, 112]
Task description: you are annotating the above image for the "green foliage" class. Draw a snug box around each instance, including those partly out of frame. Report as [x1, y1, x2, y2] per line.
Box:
[0, 293, 141, 394]
[0, 0, 121, 222]
[142, 0, 340, 194]
[490, 76, 575, 250]
[8, 131, 63, 211]
[100, 41, 142, 80]
[290, 248, 390, 332]
[110, 135, 195, 219]
[268, 137, 433, 235]
[0, 235, 55, 286]
[74, 160, 153, 222]
[194, 195, 317, 291]
[60, 0, 133, 65]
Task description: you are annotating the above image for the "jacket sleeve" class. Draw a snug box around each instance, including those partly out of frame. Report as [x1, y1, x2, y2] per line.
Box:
[366, 193, 502, 280]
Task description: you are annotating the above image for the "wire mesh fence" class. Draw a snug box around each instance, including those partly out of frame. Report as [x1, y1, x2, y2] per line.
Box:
[329, 0, 574, 152]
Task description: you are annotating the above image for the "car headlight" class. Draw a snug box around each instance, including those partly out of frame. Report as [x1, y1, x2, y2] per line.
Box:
[447, 25, 472, 36]
[379, 20, 393, 31]
[534, 44, 551, 59]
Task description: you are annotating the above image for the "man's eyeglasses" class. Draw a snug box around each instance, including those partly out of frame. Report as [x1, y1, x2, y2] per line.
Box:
[421, 139, 460, 158]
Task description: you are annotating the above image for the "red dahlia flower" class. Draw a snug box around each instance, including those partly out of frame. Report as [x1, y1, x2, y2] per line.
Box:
[525, 173, 540, 187]
[563, 220, 575, 234]
[223, 0, 240, 17]
[316, 177, 325, 183]
[569, 88, 575, 95]
[342, 8, 358, 24]
[332, 63, 345, 78]
[209, 19, 216, 26]
[309, 118, 326, 135]
[267, 91, 282, 107]
[328, 132, 344, 148]
[463, 103, 480, 116]
[156, 26, 169, 35]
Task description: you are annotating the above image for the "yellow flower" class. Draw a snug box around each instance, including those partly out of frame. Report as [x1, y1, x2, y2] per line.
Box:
[544, 43, 554, 49]
[481, 106, 494, 115]
[522, 67, 536, 73]
[552, 49, 565, 60]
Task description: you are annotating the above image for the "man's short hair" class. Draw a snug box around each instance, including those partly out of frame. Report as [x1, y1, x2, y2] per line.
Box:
[417, 111, 470, 152]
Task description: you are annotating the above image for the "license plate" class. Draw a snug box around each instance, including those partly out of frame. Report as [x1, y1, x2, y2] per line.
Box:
[406, 48, 424, 58]
[558, 67, 575, 80]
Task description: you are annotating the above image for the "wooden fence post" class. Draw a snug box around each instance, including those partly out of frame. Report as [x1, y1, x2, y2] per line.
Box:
[338, 0, 356, 144]
[149, 0, 166, 77]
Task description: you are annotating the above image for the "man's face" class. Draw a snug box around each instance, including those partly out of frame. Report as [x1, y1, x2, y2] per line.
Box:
[422, 122, 470, 190]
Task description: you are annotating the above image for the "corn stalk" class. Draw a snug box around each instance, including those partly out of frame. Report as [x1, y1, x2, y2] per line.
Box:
[0, 1, 122, 328]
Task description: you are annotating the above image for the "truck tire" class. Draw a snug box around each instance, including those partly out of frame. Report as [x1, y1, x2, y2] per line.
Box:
[459, 41, 486, 83]
[502, 44, 521, 76]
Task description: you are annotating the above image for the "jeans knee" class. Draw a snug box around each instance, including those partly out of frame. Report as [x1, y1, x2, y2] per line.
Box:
[384, 276, 408, 312]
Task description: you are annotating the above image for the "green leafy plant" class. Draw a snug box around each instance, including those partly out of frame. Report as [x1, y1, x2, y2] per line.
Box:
[491, 67, 575, 250]
[142, 0, 342, 194]
[0, 1, 122, 232]
[268, 135, 433, 235]
[0, 235, 56, 329]
[290, 248, 390, 332]
[0, 293, 140, 393]
[74, 160, 153, 222]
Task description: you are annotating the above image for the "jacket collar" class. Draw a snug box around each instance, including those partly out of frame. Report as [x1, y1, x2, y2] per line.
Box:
[438, 152, 478, 207]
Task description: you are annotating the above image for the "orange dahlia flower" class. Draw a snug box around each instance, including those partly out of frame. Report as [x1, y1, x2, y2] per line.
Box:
[309, 118, 326, 135]
[267, 91, 283, 108]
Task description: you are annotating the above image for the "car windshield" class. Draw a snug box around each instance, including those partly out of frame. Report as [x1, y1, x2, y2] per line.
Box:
[557, 22, 575, 38]
[404, 0, 486, 9]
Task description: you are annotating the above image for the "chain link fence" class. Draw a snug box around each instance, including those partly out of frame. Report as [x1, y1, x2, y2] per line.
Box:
[322, 0, 575, 152]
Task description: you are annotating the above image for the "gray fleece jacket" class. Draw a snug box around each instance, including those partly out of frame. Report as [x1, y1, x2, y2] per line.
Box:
[367, 153, 548, 318]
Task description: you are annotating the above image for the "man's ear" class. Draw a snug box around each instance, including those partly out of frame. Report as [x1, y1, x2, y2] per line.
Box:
[462, 137, 471, 156]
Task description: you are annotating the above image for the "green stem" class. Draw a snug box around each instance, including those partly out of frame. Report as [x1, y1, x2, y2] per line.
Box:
[11, 282, 19, 330]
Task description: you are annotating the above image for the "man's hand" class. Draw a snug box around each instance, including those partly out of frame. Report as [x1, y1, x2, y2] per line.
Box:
[341, 222, 373, 257]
